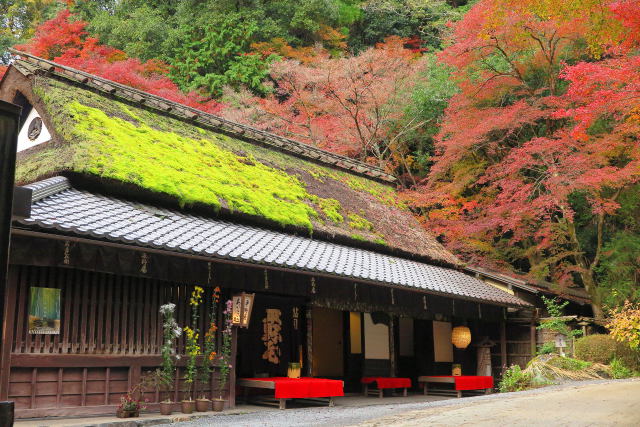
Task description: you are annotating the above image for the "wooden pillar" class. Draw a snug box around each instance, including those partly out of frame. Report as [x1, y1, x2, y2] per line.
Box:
[500, 320, 507, 373]
[306, 307, 313, 377]
[389, 315, 396, 377]
[530, 320, 537, 358]
[0, 266, 17, 400]
[128, 364, 141, 397]
[0, 102, 20, 403]
[228, 326, 238, 408]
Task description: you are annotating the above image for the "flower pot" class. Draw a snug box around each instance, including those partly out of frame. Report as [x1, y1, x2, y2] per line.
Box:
[159, 401, 173, 416]
[212, 399, 225, 412]
[181, 400, 195, 414]
[116, 409, 139, 418]
[195, 398, 210, 412]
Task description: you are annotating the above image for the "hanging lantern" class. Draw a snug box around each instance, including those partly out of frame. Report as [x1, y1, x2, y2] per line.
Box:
[451, 326, 472, 349]
[231, 292, 255, 328]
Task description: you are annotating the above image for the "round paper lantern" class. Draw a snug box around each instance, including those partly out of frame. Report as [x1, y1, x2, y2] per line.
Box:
[451, 326, 472, 349]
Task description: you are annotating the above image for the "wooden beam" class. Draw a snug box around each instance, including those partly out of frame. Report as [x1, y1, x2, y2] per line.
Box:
[306, 307, 313, 377]
[500, 320, 507, 373]
[12, 229, 521, 309]
[228, 327, 238, 408]
[0, 266, 17, 400]
[389, 316, 396, 377]
[530, 320, 537, 358]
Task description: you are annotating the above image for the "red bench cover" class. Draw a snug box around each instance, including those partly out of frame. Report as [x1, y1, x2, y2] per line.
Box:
[253, 377, 344, 399]
[361, 377, 412, 389]
[427, 375, 494, 391]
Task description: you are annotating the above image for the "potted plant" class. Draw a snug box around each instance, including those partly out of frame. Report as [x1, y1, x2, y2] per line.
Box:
[159, 303, 181, 415]
[213, 299, 233, 412]
[182, 286, 203, 413]
[197, 286, 220, 412]
[116, 394, 145, 418]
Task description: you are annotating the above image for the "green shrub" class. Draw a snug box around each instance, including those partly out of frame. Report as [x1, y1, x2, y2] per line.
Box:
[575, 334, 617, 364]
[614, 342, 640, 372]
[537, 342, 556, 355]
[499, 365, 533, 393]
[575, 334, 640, 371]
[610, 358, 633, 379]
[553, 356, 592, 371]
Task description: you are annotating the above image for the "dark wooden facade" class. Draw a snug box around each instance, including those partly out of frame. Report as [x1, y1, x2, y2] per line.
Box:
[1, 264, 235, 418]
[1, 231, 510, 418]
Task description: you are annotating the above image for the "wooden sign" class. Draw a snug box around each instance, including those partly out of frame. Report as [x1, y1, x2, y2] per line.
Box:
[231, 292, 255, 328]
[555, 334, 567, 348]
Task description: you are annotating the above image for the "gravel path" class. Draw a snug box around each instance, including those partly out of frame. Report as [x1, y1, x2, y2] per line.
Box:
[173, 379, 640, 427]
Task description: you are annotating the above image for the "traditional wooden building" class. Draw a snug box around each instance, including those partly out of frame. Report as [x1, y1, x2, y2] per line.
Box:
[466, 265, 592, 368]
[0, 52, 529, 418]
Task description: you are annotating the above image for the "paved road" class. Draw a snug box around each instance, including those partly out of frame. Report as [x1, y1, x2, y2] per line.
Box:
[358, 379, 640, 427]
[176, 379, 640, 427]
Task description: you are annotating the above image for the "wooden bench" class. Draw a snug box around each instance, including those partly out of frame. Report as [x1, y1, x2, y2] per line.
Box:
[361, 377, 411, 398]
[238, 377, 344, 409]
[418, 375, 493, 398]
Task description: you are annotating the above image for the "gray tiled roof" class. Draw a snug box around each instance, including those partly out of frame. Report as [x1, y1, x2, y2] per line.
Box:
[17, 177, 529, 307]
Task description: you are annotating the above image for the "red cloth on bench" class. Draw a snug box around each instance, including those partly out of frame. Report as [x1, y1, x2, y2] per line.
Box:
[361, 377, 412, 389]
[454, 376, 493, 390]
[427, 375, 494, 390]
[253, 377, 344, 399]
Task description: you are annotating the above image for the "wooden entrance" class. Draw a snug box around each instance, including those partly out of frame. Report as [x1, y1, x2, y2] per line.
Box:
[311, 307, 344, 378]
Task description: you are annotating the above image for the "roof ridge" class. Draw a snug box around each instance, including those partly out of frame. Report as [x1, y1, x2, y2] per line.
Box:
[23, 176, 71, 202]
[9, 49, 397, 184]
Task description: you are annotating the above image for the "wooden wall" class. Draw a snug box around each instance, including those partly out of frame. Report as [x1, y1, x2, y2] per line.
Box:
[1, 265, 233, 418]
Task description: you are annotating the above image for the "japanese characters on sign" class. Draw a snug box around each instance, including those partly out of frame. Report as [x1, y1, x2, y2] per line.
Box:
[262, 308, 283, 364]
[231, 292, 255, 328]
[292, 307, 300, 330]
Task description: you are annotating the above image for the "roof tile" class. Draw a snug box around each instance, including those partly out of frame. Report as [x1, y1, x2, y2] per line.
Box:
[19, 177, 529, 307]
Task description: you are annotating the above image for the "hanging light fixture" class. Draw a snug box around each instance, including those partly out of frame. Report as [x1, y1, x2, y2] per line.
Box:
[451, 326, 472, 349]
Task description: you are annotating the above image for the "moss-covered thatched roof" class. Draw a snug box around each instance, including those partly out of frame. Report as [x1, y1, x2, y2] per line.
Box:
[1, 58, 461, 266]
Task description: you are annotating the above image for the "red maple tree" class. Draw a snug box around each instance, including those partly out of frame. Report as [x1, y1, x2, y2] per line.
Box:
[14, 10, 223, 114]
[226, 37, 425, 170]
[406, 0, 640, 317]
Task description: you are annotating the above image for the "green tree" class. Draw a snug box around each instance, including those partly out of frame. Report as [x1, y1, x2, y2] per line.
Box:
[349, 0, 470, 52]
[1, 0, 61, 63]
[169, 15, 278, 97]
[393, 55, 458, 184]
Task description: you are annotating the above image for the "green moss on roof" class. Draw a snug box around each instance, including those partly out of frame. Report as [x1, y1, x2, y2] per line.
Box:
[347, 213, 374, 231]
[316, 198, 343, 223]
[13, 75, 460, 265]
[373, 237, 387, 246]
[71, 101, 321, 229]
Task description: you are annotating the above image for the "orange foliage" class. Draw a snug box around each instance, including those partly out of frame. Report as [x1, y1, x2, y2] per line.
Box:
[227, 37, 422, 165]
[251, 38, 320, 64]
[608, 301, 640, 350]
[405, 0, 640, 291]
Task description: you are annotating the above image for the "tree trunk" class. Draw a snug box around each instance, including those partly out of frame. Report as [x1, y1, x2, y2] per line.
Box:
[579, 269, 604, 320]
[564, 217, 604, 319]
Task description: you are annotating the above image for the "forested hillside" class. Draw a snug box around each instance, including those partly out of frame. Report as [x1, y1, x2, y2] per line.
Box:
[2, 0, 639, 316]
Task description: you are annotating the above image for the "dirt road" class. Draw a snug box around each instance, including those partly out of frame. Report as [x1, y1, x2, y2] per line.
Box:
[358, 379, 640, 427]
